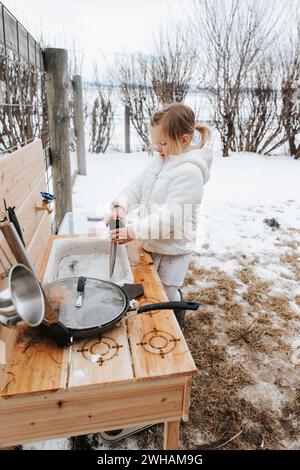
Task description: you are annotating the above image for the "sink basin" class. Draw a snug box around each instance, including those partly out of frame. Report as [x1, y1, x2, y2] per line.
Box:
[43, 237, 134, 285]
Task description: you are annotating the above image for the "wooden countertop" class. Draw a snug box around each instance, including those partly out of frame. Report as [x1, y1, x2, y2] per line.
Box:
[0, 234, 196, 398]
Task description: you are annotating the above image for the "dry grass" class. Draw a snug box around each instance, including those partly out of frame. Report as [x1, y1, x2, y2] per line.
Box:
[135, 230, 299, 450]
[242, 281, 270, 306]
[264, 295, 296, 320]
[185, 287, 221, 306]
[181, 302, 288, 450]
[280, 251, 300, 281]
[220, 300, 244, 320]
[274, 240, 300, 250]
[226, 321, 271, 353]
[177, 249, 299, 450]
[236, 267, 257, 284]
[137, 425, 163, 450]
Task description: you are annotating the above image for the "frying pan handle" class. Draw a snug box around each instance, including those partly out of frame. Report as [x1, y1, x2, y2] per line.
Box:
[137, 301, 200, 314]
[40, 321, 72, 347]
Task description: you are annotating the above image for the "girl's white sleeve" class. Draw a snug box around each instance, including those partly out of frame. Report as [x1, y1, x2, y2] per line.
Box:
[110, 162, 152, 213]
[130, 163, 204, 241]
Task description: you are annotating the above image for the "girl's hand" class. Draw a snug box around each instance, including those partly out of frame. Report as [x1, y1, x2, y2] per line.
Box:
[105, 206, 126, 227]
[109, 225, 136, 244]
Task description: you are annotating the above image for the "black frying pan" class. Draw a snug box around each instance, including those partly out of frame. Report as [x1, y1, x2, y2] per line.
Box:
[43, 276, 199, 341]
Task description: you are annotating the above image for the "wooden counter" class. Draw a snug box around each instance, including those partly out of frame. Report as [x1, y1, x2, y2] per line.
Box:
[0, 234, 196, 450]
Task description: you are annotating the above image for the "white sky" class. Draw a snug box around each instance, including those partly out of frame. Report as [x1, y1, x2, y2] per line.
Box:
[2, 0, 298, 80]
[2, 0, 189, 79]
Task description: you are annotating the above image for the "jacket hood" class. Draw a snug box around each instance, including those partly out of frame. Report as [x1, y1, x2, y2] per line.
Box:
[158, 146, 213, 184]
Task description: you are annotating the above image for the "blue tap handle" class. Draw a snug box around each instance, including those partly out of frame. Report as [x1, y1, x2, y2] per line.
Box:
[41, 192, 56, 201]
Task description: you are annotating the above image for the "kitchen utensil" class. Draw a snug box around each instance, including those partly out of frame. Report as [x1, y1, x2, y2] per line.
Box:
[0, 263, 44, 327]
[109, 217, 125, 278]
[4, 200, 25, 246]
[43, 276, 199, 340]
[75, 276, 86, 308]
[0, 221, 72, 346]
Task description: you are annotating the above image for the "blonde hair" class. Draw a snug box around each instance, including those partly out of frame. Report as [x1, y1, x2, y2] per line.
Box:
[150, 102, 210, 150]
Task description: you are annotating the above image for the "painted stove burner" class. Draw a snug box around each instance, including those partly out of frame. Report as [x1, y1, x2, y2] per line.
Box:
[77, 336, 123, 366]
[137, 328, 181, 358]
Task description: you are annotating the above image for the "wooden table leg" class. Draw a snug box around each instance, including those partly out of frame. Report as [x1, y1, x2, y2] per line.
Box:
[163, 420, 180, 450]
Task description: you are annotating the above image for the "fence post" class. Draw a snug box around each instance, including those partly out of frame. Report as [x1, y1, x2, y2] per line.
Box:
[43, 48, 73, 227]
[72, 75, 87, 175]
[125, 105, 130, 153]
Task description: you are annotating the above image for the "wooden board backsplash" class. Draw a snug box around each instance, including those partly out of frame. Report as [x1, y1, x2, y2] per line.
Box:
[0, 139, 52, 387]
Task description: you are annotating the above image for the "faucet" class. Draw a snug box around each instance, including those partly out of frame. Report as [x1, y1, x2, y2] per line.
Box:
[35, 192, 56, 214]
[35, 200, 53, 214]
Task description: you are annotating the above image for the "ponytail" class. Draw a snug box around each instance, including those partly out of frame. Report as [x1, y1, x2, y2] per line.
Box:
[194, 123, 211, 149]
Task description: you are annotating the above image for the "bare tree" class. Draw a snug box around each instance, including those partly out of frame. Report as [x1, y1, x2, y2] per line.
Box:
[236, 56, 280, 154]
[248, 17, 300, 157]
[278, 20, 300, 158]
[116, 53, 158, 149]
[150, 29, 196, 104]
[0, 51, 44, 152]
[192, 0, 287, 156]
[113, 25, 197, 149]
[68, 40, 84, 78]
[89, 86, 114, 153]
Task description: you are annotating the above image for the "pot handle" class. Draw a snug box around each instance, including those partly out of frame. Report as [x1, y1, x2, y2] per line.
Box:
[137, 301, 199, 314]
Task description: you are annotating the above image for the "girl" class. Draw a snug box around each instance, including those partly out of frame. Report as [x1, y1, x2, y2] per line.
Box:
[106, 102, 213, 327]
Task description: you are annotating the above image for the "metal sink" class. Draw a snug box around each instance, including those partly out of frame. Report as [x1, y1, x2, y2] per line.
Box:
[43, 237, 134, 285]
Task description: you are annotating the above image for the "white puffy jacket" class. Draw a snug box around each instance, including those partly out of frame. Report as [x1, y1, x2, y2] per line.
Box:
[111, 146, 213, 255]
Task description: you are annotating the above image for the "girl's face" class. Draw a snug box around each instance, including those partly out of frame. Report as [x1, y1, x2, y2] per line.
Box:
[151, 125, 190, 158]
[151, 125, 175, 158]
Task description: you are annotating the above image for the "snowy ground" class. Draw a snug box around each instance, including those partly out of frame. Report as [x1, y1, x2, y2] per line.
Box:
[24, 142, 300, 450]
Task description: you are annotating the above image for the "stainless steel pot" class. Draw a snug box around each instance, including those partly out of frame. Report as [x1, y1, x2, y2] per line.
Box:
[0, 263, 45, 327]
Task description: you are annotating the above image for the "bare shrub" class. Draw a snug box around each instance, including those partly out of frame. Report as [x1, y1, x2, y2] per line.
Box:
[150, 29, 196, 104]
[113, 27, 196, 148]
[192, 0, 287, 156]
[0, 51, 46, 152]
[237, 57, 281, 154]
[89, 87, 114, 153]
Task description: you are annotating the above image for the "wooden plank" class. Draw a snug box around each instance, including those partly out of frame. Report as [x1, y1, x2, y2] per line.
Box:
[127, 310, 196, 380]
[9, 173, 50, 247]
[72, 75, 86, 175]
[164, 420, 180, 450]
[0, 327, 69, 397]
[0, 328, 18, 391]
[0, 140, 45, 213]
[44, 48, 72, 225]
[0, 207, 51, 273]
[0, 236, 15, 275]
[0, 139, 50, 370]
[68, 322, 134, 388]
[182, 376, 193, 422]
[27, 213, 51, 273]
[1, 211, 52, 277]
[0, 378, 184, 447]
[38, 234, 56, 281]
[132, 249, 169, 302]
[0, 246, 16, 389]
[127, 250, 197, 380]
